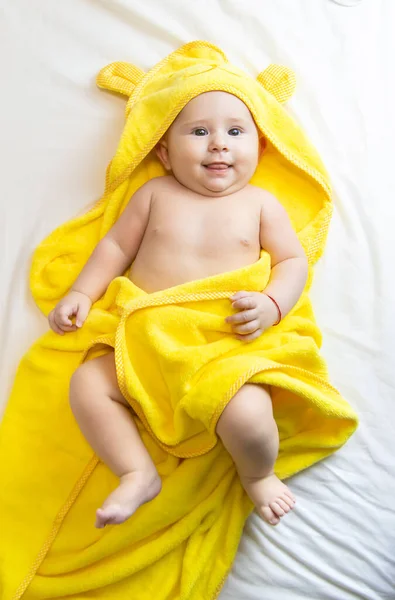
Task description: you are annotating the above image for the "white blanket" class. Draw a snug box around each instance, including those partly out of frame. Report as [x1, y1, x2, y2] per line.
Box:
[1, 1, 394, 598]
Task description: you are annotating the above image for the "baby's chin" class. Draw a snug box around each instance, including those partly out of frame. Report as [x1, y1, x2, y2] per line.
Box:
[172, 171, 246, 197]
[199, 179, 246, 197]
[195, 173, 246, 196]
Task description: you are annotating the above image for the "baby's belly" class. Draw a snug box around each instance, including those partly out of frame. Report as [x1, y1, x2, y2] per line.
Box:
[128, 248, 260, 293]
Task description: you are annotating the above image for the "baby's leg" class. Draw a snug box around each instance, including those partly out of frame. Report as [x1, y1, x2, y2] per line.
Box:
[216, 384, 295, 525]
[69, 352, 161, 528]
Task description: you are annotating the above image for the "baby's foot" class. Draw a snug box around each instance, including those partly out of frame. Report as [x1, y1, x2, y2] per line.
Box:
[240, 472, 296, 525]
[95, 470, 161, 528]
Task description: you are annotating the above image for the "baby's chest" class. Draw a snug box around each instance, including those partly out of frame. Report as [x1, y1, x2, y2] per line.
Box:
[148, 205, 260, 251]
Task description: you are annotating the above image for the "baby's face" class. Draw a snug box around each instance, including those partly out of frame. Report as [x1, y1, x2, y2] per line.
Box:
[156, 92, 261, 197]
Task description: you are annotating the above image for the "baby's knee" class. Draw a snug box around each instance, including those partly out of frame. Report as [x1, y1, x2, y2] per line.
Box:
[69, 355, 126, 409]
[228, 384, 273, 422]
[218, 384, 277, 440]
[69, 361, 95, 406]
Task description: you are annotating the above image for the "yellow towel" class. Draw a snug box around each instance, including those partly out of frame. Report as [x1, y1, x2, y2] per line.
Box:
[0, 41, 357, 600]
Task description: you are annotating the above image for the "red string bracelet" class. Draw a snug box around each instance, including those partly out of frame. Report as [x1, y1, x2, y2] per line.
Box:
[264, 294, 282, 326]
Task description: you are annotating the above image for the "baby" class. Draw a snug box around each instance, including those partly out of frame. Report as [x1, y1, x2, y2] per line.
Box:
[49, 91, 308, 529]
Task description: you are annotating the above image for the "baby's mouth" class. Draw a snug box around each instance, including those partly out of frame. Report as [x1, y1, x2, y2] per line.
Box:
[203, 162, 232, 170]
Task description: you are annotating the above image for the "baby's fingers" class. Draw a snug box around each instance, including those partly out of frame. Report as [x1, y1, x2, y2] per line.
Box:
[48, 311, 65, 336]
[60, 323, 78, 332]
[233, 319, 260, 335]
[52, 305, 78, 334]
[226, 308, 258, 325]
[58, 306, 75, 327]
[235, 328, 263, 342]
[231, 296, 256, 311]
[75, 303, 90, 328]
[231, 291, 251, 301]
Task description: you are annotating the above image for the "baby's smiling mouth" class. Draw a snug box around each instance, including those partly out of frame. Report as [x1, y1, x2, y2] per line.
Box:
[203, 162, 232, 170]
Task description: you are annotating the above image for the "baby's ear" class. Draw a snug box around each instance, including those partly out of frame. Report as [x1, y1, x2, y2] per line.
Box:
[256, 64, 296, 104]
[155, 139, 171, 171]
[97, 61, 145, 100]
[259, 136, 267, 156]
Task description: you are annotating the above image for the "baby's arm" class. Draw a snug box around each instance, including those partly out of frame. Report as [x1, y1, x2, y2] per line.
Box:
[49, 182, 153, 334]
[258, 193, 308, 316]
[226, 193, 308, 340]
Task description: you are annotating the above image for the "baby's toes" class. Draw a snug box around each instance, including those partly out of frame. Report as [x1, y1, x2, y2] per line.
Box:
[95, 505, 121, 528]
[284, 488, 296, 502]
[276, 497, 291, 513]
[261, 506, 280, 525]
[283, 492, 296, 508]
[269, 501, 286, 519]
[95, 508, 110, 529]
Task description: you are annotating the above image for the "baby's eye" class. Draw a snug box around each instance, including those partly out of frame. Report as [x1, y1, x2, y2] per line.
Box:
[228, 128, 242, 136]
[193, 128, 208, 136]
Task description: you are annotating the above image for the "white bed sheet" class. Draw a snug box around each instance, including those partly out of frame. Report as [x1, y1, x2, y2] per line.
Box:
[1, 1, 394, 599]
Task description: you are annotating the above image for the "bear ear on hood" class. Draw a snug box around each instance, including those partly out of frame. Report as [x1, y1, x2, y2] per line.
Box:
[97, 61, 145, 98]
[257, 64, 296, 104]
[96, 41, 228, 108]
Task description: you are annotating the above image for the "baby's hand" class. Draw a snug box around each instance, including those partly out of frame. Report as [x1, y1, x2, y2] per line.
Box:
[48, 291, 92, 335]
[225, 291, 279, 342]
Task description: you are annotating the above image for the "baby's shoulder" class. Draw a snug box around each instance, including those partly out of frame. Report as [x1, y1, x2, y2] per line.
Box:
[247, 184, 279, 207]
[143, 175, 177, 192]
[129, 176, 177, 207]
[247, 185, 291, 226]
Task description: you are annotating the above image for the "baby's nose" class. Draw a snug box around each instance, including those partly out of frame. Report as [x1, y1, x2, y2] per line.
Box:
[208, 134, 228, 152]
